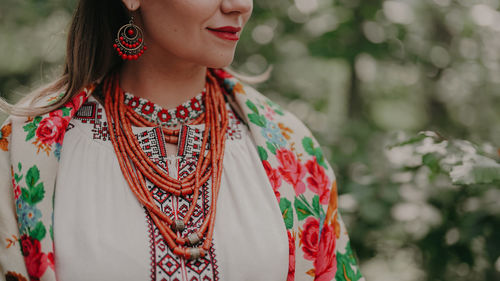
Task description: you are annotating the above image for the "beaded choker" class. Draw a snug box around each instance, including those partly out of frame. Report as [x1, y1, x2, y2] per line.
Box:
[123, 90, 206, 128]
[103, 70, 228, 260]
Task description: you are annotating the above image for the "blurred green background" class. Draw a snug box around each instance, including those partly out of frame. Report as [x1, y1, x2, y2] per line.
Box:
[1, 0, 500, 280]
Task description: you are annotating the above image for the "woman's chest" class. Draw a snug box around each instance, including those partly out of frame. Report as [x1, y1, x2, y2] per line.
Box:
[53, 98, 289, 281]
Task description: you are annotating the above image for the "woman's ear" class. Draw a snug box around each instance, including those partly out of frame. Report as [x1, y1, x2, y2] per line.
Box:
[121, 0, 141, 11]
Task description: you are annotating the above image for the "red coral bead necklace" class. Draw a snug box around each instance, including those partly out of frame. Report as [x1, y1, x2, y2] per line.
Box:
[103, 69, 228, 260]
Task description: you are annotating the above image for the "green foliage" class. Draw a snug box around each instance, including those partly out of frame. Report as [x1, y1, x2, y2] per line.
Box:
[389, 131, 500, 186]
[383, 132, 500, 280]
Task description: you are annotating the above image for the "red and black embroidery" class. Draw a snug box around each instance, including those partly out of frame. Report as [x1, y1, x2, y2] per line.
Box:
[70, 92, 247, 281]
[135, 127, 169, 172]
[143, 124, 219, 281]
[226, 103, 243, 141]
[72, 101, 110, 141]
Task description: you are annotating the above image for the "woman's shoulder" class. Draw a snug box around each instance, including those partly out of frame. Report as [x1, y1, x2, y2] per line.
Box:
[2, 85, 94, 158]
[219, 72, 313, 139]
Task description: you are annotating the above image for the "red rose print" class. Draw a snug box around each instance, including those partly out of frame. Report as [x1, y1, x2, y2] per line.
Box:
[50, 91, 86, 119]
[13, 180, 21, 201]
[305, 158, 331, 204]
[47, 252, 55, 270]
[35, 115, 69, 145]
[213, 68, 232, 79]
[314, 224, 337, 281]
[50, 103, 72, 119]
[64, 91, 86, 114]
[301, 217, 319, 261]
[276, 148, 306, 195]
[21, 235, 38, 257]
[11, 168, 21, 200]
[262, 160, 282, 201]
[26, 253, 49, 281]
[48, 109, 63, 118]
[20, 235, 49, 280]
[287, 230, 296, 281]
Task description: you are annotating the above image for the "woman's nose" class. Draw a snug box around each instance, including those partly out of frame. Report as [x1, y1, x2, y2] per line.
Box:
[221, 0, 253, 16]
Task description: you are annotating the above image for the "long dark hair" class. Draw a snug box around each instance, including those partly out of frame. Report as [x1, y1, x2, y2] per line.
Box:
[0, 0, 128, 115]
[0, 0, 269, 116]
[65, 0, 128, 97]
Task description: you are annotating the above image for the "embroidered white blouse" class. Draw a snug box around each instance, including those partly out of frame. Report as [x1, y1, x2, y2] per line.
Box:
[53, 92, 289, 281]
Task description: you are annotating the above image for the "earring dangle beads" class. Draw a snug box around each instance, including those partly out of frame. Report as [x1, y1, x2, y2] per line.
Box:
[113, 17, 147, 60]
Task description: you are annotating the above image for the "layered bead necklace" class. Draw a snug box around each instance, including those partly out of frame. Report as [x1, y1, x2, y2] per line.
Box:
[103, 69, 228, 260]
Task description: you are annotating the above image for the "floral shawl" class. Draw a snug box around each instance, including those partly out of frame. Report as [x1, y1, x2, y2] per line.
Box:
[0, 69, 363, 281]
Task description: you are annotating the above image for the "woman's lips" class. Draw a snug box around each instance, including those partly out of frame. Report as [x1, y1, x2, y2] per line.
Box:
[207, 27, 241, 41]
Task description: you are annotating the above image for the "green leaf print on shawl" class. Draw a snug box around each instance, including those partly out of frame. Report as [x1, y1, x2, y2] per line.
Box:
[303, 137, 327, 169]
[225, 68, 363, 280]
[23, 166, 45, 206]
[14, 163, 52, 280]
[246, 99, 287, 148]
[14, 164, 46, 237]
[22, 117, 42, 142]
[1, 88, 92, 281]
[294, 195, 322, 221]
[21, 90, 89, 158]
[335, 242, 363, 281]
[279, 198, 294, 229]
[1, 69, 362, 281]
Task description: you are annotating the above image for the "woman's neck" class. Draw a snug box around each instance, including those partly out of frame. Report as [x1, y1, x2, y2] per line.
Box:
[119, 51, 207, 109]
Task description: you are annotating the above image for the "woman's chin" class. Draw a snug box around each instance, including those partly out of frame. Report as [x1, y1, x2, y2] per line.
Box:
[205, 57, 235, 69]
[197, 47, 235, 68]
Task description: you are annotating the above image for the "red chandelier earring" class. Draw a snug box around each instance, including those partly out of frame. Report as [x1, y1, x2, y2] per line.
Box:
[113, 16, 147, 60]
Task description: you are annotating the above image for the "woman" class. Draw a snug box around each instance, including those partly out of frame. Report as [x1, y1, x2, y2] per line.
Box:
[0, 0, 363, 280]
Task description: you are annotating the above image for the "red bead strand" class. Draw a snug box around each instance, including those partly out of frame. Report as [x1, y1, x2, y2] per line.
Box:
[103, 70, 227, 260]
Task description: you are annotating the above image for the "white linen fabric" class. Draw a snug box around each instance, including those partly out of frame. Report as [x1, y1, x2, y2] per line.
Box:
[53, 95, 289, 281]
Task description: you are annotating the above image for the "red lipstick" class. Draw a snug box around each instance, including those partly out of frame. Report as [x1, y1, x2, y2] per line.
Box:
[207, 26, 241, 41]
